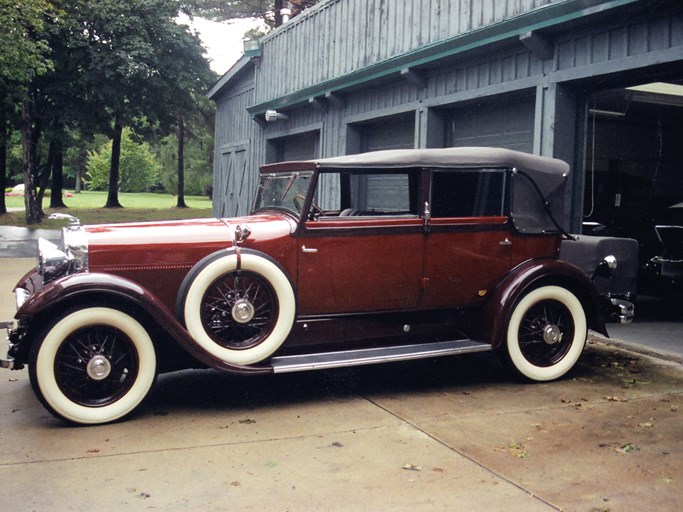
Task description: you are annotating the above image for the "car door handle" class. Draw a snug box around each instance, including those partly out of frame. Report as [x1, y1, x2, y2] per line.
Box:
[301, 245, 318, 253]
[499, 238, 512, 246]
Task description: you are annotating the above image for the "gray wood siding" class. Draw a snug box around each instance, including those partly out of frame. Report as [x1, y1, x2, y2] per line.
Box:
[555, 10, 683, 73]
[212, 70, 257, 217]
[211, 0, 683, 219]
[255, 0, 560, 103]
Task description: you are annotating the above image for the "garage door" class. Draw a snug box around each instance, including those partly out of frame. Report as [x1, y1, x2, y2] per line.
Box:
[360, 113, 415, 152]
[447, 94, 535, 153]
[269, 131, 319, 162]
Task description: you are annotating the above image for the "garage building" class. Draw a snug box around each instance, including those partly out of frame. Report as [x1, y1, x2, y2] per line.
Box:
[207, 0, 683, 263]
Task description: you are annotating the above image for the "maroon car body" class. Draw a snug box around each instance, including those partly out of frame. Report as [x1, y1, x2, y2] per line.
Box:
[3, 147, 607, 425]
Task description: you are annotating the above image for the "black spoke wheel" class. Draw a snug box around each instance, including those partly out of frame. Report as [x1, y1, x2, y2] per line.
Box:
[517, 299, 575, 367]
[505, 286, 587, 382]
[181, 250, 296, 365]
[54, 325, 139, 407]
[29, 307, 157, 425]
[200, 270, 278, 350]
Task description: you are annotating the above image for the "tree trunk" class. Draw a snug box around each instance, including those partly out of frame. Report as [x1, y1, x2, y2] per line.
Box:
[21, 89, 42, 225]
[105, 118, 123, 208]
[274, 0, 284, 26]
[0, 116, 7, 215]
[50, 125, 68, 208]
[176, 113, 187, 208]
[74, 146, 85, 193]
[75, 166, 82, 193]
[36, 144, 53, 216]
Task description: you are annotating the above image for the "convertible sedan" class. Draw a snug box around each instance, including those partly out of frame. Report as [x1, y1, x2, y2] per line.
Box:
[3, 147, 610, 425]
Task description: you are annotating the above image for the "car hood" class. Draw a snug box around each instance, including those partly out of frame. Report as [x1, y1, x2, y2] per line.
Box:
[82, 214, 296, 268]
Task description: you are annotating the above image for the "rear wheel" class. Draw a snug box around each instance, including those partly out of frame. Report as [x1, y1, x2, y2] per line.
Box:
[29, 307, 157, 425]
[505, 285, 587, 381]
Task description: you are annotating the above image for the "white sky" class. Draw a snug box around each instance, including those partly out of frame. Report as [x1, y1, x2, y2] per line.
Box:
[177, 14, 265, 76]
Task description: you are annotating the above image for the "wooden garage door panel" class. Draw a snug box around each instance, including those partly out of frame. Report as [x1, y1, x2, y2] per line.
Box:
[448, 97, 534, 153]
[361, 115, 415, 152]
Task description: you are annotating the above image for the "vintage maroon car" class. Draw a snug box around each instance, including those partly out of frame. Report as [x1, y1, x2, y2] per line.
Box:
[3, 147, 609, 425]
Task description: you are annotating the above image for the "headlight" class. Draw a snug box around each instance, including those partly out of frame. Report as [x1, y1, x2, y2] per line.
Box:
[37, 224, 89, 284]
[63, 224, 88, 272]
[38, 238, 70, 283]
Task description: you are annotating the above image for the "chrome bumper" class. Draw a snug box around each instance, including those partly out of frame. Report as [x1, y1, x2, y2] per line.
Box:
[1, 321, 15, 370]
[610, 298, 634, 324]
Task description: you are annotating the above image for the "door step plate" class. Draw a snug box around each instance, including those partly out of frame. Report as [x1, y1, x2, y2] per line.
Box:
[270, 339, 491, 373]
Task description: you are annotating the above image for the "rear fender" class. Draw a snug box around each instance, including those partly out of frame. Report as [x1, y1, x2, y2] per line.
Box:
[479, 258, 607, 350]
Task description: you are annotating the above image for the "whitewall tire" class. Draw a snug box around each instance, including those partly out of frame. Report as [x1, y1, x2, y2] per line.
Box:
[505, 285, 587, 381]
[182, 252, 296, 365]
[29, 307, 157, 425]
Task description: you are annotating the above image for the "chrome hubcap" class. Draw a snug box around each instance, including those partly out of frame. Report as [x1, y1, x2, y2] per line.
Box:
[86, 355, 112, 381]
[232, 299, 255, 324]
[542, 324, 563, 345]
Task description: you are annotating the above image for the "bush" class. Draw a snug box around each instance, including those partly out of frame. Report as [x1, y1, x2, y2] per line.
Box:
[85, 128, 160, 193]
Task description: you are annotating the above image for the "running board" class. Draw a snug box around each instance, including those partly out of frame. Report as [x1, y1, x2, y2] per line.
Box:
[270, 339, 491, 374]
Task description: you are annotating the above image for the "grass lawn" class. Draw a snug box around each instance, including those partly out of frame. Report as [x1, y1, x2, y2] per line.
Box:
[2, 191, 215, 229]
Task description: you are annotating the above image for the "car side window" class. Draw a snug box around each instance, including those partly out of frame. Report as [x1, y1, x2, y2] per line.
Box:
[430, 168, 507, 218]
[315, 169, 419, 217]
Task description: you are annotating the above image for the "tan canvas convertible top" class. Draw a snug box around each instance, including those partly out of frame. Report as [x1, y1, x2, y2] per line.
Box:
[316, 147, 569, 176]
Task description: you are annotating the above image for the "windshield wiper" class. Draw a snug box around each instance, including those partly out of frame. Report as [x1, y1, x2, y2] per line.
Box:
[280, 172, 299, 201]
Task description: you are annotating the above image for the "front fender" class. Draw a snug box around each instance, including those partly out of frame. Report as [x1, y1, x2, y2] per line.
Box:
[15, 272, 272, 375]
[479, 258, 608, 350]
[17, 272, 148, 319]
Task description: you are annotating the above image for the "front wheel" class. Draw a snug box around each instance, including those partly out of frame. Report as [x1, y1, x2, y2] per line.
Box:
[505, 285, 587, 382]
[29, 307, 157, 425]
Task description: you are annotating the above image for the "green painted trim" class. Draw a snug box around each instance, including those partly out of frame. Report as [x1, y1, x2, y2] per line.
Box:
[246, 0, 638, 115]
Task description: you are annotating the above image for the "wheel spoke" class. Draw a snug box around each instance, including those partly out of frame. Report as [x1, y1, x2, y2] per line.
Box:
[54, 325, 139, 407]
[518, 299, 574, 367]
[200, 270, 277, 349]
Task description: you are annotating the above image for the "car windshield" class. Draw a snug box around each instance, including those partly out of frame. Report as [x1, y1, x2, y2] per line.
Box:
[252, 171, 314, 216]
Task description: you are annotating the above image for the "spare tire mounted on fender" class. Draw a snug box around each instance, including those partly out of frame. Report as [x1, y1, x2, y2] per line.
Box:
[178, 249, 296, 365]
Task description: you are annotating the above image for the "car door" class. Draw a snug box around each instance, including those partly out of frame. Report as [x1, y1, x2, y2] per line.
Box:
[296, 169, 423, 316]
[422, 168, 513, 308]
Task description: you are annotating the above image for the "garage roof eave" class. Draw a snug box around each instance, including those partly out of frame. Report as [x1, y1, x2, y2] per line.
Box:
[246, 0, 639, 116]
[207, 56, 254, 100]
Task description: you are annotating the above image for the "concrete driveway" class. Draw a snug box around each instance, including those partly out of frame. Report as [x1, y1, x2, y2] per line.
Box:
[0, 226, 59, 257]
[1, 259, 682, 511]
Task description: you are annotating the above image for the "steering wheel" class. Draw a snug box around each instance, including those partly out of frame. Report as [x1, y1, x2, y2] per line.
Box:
[293, 194, 324, 219]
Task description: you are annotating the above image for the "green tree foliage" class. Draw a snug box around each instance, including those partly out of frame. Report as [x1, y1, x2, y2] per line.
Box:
[65, 0, 214, 208]
[0, 0, 59, 222]
[185, 0, 321, 28]
[1, 0, 214, 222]
[0, 0, 55, 83]
[86, 128, 160, 193]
